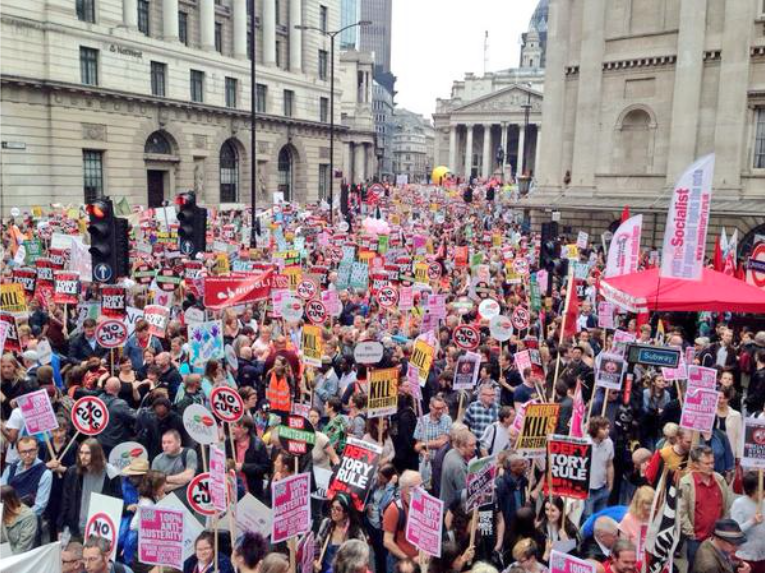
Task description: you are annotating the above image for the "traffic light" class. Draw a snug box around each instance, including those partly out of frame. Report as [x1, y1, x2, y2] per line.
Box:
[87, 197, 130, 284]
[176, 192, 207, 257]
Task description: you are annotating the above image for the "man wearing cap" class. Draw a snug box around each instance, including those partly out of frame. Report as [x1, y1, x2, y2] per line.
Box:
[679, 445, 734, 571]
[693, 519, 751, 573]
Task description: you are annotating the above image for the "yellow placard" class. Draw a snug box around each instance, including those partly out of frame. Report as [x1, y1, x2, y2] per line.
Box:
[414, 262, 429, 285]
[565, 244, 579, 260]
[493, 233, 502, 247]
[516, 403, 561, 454]
[0, 283, 27, 314]
[301, 324, 323, 367]
[411, 339, 435, 383]
[368, 367, 399, 417]
[214, 253, 230, 275]
[282, 266, 303, 292]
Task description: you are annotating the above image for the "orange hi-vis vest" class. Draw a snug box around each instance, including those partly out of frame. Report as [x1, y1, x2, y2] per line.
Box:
[266, 372, 291, 413]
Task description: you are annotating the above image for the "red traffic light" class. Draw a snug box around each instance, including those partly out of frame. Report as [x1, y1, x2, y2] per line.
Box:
[175, 192, 196, 207]
[86, 202, 109, 218]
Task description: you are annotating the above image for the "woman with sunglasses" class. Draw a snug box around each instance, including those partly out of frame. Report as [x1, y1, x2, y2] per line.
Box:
[314, 493, 366, 573]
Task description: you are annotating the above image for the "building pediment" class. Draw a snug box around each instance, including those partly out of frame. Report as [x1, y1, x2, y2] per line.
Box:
[452, 85, 543, 115]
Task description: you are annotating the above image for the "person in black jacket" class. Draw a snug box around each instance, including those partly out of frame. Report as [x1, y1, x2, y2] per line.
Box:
[156, 352, 184, 402]
[97, 378, 136, 458]
[391, 393, 418, 473]
[58, 438, 122, 539]
[745, 349, 765, 414]
[136, 396, 188, 460]
[68, 319, 109, 365]
[227, 416, 271, 502]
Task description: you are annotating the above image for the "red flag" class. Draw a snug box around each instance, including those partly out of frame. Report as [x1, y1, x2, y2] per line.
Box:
[723, 252, 736, 276]
[713, 236, 723, 272]
[636, 312, 650, 330]
[620, 206, 631, 224]
[563, 274, 579, 339]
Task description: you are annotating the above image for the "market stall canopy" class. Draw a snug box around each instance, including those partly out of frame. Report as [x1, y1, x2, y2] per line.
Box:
[600, 267, 765, 314]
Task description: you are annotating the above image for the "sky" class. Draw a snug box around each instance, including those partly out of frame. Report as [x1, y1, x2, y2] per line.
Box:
[391, 0, 541, 120]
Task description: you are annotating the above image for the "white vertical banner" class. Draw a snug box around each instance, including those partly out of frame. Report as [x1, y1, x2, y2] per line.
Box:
[605, 215, 643, 278]
[660, 154, 715, 281]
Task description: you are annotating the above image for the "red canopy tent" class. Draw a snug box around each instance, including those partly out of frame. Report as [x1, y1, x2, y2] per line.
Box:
[600, 268, 765, 314]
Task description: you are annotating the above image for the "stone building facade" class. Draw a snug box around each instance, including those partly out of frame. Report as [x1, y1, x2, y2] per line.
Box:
[0, 0, 375, 213]
[532, 0, 765, 250]
[391, 108, 434, 184]
[432, 1, 547, 181]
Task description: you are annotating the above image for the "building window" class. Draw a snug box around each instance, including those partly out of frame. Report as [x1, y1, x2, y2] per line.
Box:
[247, 30, 252, 60]
[137, 0, 150, 35]
[179, 12, 188, 45]
[76, 0, 95, 23]
[283, 89, 294, 117]
[256, 84, 267, 113]
[151, 62, 166, 97]
[320, 5, 328, 33]
[80, 47, 98, 85]
[755, 108, 765, 169]
[225, 77, 237, 108]
[220, 140, 239, 203]
[190, 69, 204, 102]
[320, 97, 329, 122]
[145, 131, 173, 154]
[215, 22, 223, 53]
[83, 150, 104, 203]
[318, 50, 328, 80]
[276, 40, 283, 68]
[319, 164, 329, 199]
[275, 0, 281, 25]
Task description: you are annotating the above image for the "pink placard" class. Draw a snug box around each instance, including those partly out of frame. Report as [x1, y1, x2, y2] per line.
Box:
[405, 487, 443, 557]
[138, 507, 184, 570]
[406, 364, 421, 401]
[597, 302, 615, 329]
[399, 286, 413, 311]
[680, 388, 719, 433]
[272, 473, 311, 543]
[688, 365, 717, 390]
[550, 551, 596, 573]
[209, 445, 227, 513]
[17, 389, 58, 435]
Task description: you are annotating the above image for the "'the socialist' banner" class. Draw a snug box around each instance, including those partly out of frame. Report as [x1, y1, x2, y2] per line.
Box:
[660, 154, 714, 281]
[605, 215, 643, 278]
[204, 270, 277, 309]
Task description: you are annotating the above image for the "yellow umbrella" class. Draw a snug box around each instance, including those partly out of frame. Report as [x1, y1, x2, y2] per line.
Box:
[431, 166, 451, 186]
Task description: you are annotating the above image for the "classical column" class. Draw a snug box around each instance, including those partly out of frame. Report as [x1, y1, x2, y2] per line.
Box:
[712, 0, 754, 191]
[481, 125, 492, 178]
[535, 125, 542, 176]
[355, 142, 366, 183]
[464, 124, 474, 179]
[232, 0, 248, 59]
[433, 128, 441, 168]
[348, 143, 356, 183]
[448, 125, 458, 171]
[666, 0, 707, 184]
[263, 0, 277, 66]
[571, 0, 606, 189]
[517, 124, 526, 177]
[123, 0, 138, 28]
[537, 0, 571, 188]
[500, 122, 508, 175]
[199, 0, 216, 51]
[162, 0, 179, 40]
[289, 0, 302, 72]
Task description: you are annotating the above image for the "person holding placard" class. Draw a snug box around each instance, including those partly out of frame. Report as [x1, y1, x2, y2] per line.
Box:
[124, 470, 167, 571]
[314, 493, 366, 573]
[182, 531, 235, 573]
[226, 415, 270, 501]
[730, 472, 765, 573]
[59, 438, 122, 540]
[383, 470, 423, 568]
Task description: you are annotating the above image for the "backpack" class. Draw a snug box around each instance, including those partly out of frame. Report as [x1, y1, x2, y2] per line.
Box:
[381, 496, 406, 534]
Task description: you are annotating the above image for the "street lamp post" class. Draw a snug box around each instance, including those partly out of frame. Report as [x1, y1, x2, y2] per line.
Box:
[295, 20, 371, 225]
[250, 1, 258, 247]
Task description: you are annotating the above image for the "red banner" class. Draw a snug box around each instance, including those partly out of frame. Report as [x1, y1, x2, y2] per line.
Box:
[203, 270, 279, 309]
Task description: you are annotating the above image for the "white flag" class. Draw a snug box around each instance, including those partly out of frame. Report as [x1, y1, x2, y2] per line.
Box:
[605, 215, 643, 278]
[660, 154, 715, 281]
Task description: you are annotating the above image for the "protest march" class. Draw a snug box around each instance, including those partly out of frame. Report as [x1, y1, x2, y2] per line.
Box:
[2, 159, 765, 573]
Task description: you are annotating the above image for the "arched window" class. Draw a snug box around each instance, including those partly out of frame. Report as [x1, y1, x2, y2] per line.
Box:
[278, 145, 294, 201]
[144, 131, 173, 154]
[220, 140, 239, 203]
[614, 107, 654, 174]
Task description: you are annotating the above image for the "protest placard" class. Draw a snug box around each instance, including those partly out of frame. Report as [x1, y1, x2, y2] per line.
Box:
[687, 365, 717, 390]
[209, 445, 227, 513]
[550, 550, 596, 573]
[597, 302, 615, 329]
[453, 352, 481, 390]
[297, 532, 315, 573]
[594, 353, 626, 390]
[680, 385, 719, 433]
[301, 324, 323, 367]
[189, 320, 225, 368]
[742, 417, 765, 470]
[368, 367, 399, 418]
[278, 415, 316, 456]
[85, 493, 123, 561]
[405, 487, 443, 557]
[16, 389, 58, 435]
[143, 305, 170, 338]
[546, 435, 592, 499]
[411, 339, 435, 384]
[516, 403, 561, 457]
[466, 456, 496, 511]
[0, 283, 27, 315]
[327, 438, 382, 511]
[53, 271, 80, 305]
[218, 493, 272, 540]
[272, 473, 311, 543]
[138, 507, 185, 570]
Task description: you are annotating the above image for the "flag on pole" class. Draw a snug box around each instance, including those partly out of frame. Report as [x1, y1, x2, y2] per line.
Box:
[645, 473, 681, 573]
[620, 206, 631, 224]
[562, 271, 579, 339]
[660, 154, 715, 281]
[713, 236, 723, 272]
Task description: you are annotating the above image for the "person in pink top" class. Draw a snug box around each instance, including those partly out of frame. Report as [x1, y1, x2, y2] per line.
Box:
[619, 486, 655, 547]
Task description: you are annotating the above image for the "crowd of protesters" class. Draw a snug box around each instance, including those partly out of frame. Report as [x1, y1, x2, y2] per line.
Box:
[1, 180, 764, 573]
